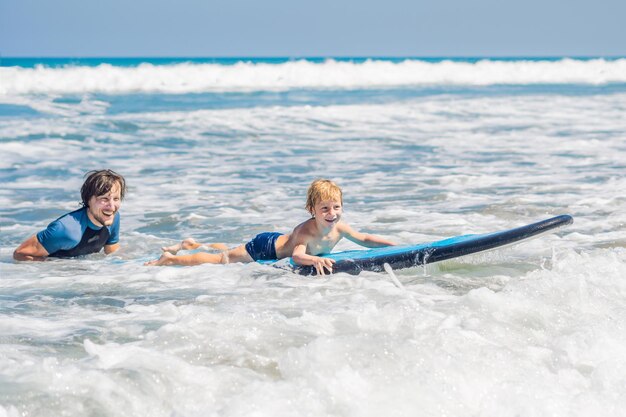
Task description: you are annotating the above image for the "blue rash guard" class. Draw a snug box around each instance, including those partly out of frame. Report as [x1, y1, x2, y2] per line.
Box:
[36, 207, 120, 258]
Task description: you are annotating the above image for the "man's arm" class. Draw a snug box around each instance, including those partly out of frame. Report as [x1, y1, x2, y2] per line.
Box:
[13, 235, 49, 261]
[104, 212, 121, 255]
[104, 243, 120, 254]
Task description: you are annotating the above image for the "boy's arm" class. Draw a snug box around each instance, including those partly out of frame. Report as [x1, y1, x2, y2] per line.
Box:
[291, 243, 335, 276]
[289, 220, 336, 275]
[340, 223, 396, 248]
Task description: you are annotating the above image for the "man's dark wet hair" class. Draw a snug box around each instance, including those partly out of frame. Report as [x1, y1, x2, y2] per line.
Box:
[80, 170, 127, 207]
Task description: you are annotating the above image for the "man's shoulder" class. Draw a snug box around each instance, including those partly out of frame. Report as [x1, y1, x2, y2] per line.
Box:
[55, 207, 87, 223]
[37, 208, 87, 252]
[48, 208, 88, 234]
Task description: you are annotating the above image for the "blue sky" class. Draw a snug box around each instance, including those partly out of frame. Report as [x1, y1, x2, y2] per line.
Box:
[1, 0, 624, 57]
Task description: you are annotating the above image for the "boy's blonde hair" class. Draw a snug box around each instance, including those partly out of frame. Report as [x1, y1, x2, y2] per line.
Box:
[305, 179, 343, 214]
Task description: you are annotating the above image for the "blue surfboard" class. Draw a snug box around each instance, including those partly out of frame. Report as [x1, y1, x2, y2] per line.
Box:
[265, 215, 573, 276]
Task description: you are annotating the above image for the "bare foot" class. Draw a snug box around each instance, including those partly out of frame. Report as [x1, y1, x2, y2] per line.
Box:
[145, 252, 175, 266]
[161, 238, 198, 254]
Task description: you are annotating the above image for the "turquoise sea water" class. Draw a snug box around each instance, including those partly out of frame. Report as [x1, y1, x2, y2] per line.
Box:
[1, 57, 626, 416]
[3, 56, 607, 68]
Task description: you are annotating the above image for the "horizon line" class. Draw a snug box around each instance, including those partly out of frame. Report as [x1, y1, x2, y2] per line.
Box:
[2, 55, 625, 60]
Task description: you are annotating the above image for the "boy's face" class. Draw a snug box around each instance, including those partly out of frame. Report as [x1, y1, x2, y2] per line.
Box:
[312, 199, 343, 229]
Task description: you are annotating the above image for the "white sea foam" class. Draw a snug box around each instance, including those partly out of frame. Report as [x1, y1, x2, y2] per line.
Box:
[1, 58, 626, 96]
[0, 249, 625, 416]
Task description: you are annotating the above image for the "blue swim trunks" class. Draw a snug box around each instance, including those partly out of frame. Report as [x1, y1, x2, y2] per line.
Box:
[245, 232, 283, 261]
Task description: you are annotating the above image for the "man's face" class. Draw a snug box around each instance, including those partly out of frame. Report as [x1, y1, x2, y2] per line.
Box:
[87, 183, 122, 227]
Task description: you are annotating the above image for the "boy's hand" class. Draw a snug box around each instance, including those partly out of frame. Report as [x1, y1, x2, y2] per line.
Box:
[313, 256, 335, 276]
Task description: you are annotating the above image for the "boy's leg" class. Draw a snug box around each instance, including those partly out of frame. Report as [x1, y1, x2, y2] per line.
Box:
[145, 251, 224, 266]
[146, 245, 253, 266]
[205, 243, 229, 251]
[223, 245, 254, 263]
[162, 238, 228, 254]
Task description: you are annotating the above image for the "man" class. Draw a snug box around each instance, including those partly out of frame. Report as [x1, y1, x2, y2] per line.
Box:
[13, 169, 127, 261]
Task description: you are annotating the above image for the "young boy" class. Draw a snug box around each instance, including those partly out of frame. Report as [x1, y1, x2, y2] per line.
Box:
[145, 179, 395, 275]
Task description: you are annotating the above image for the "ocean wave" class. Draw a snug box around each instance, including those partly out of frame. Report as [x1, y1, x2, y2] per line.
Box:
[1, 58, 626, 96]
